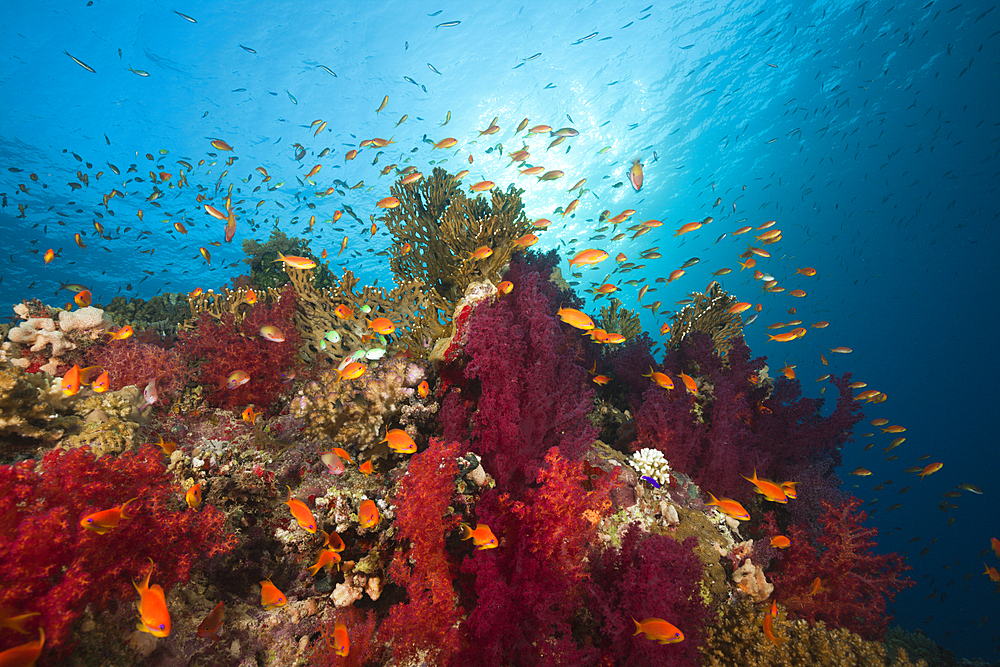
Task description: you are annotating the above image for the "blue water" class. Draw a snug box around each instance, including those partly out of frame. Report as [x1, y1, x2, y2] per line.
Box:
[2, 0, 998, 659]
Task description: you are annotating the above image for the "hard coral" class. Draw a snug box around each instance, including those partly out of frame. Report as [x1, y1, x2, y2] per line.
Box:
[289, 356, 431, 456]
[0, 445, 237, 661]
[701, 599, 924, 667]
[177, 284, 301, 409]
[763, 496, 914, 640]
[380, 438, 464, 662]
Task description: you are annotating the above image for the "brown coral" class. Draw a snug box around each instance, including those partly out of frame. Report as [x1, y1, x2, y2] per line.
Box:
[284, 266, 440, 364]
[0, 365, 80, 457]
[597, 297, 644, 340]
[380, 166, 532, 314]
[701, 599, 926, 667]
[185, 285, 282, 329]
[289, 357, 434, 457]
[665, 281, 745, 359]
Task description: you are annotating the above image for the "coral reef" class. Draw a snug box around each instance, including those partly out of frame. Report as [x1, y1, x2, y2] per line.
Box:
[289, 356, 431, 456]
[242, 229, 336, 290]
[381, 166, 533, 313]
[100, 292, 191, 335]
[664, 281, 744, 359]
[0, 365, 81, 456]
[701, 599, 925, 667]
[6, 303, 110, 374]
[177, 284, 301, 410]
[762, 496, 914, 640]
[0, 445, 237, 661]
[186, 285, 283, 328]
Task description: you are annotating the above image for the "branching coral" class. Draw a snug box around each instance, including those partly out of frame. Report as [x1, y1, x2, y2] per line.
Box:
[665, 281, 744, 360]
[0, 365, 80, 455]
[380, 166, 533, 314]
[0, 445, 237, 661]
[284, 265, 441, 364]
[701, 599, 924, 667]
[289, 356, 431, 456]
[242, 228, 336, 290]
[185, 284, 282, 328]
[761, 496, 914, 640]
[598, 297, 644, 340]
[379, 438, 464, 662]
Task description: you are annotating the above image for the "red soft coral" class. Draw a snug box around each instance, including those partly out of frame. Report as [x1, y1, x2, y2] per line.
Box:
[763, 496, 913, 640]
[0, 446, 237, 663]
[177, 284, 301, 409]
[379, 438, 464, 662]
[84, 338, 189, 401]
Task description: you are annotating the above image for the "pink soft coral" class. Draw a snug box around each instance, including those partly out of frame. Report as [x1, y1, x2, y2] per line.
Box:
[762, 496, 913, 640]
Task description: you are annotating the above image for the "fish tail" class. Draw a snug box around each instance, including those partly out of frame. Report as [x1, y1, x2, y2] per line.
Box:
[632, 618, 643, 635]
[459, 522, 473, 540]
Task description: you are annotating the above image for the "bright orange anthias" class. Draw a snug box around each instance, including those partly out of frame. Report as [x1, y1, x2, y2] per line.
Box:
[742, 470, 788, 503]
[283, 485, 317, 533]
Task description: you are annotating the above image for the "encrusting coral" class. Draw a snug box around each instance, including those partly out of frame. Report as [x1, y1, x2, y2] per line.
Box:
[701, 599, 925, 667]
[0, 365, 81, 454]
[380, 166, 533, 315]
[6, 303, 110, 374]
[289, 356, 433, 456]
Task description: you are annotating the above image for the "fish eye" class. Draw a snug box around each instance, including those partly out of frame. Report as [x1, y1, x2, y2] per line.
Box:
[86, 518, 93, 523]
[159, 624, 165, 630]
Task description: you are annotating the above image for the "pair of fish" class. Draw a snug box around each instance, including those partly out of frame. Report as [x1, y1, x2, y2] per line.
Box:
[61, 364, 110, 396]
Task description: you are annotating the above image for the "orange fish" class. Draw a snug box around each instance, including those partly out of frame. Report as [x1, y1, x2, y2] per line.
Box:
[273, 252, 316, 269]
[770, 536, 791, 549]
[259, 578, 287, 610]
[763, 601, 786, 647]
[727, 302, 752, 314]
[434, 137, 458, 149]
[134, 562, 171, 637]
[307, 548, 342, 576]
[666, 269, 685, 283]
[338, 361, 366, 381]
[513, 232, 539, 247]
[81, 497, 136, 534]
[106, 325, 133, 341]
[345, 149, 358, 161]
[829, 347, 853, 354]
[779, 363, 796, 380]
[186, 483, 202, 510]
[0, 608, 39, 635]
[557, 305, 595, 331]
[880, 425, 906, 434]
[679, 372, 698, 394]
[642, 367, 673, 390]
[460, 522, 498, 550]
[156, 435, 176, 455]
[358, 499, 380, 529]
[470, 181, 495, 192]
[705, 492, 750, 520]
[334, 304, 354, 319]
[61, 363, 82, 396]
[660, 323, 671, 335]
[780, 481, 798, 499]
[992, 537, 1000, 559]
[632, 617, 683, 644]
[42, 248, 55, 265]
[359, 459, 375, 476]
[851, 467, 872, 476]
[918, 462, 943, 479]
[497, 280, 513, 294]
[674, 221, 702, 237]
[807, 577, 824, 596]
[333, 621, 349, 656]
[795, 267, 817, 276]
[382, 428, 417, 454]
[245, 288, 257, 305]
[470, 246, 493, 260]
[74, 232, 86, 249]
[211, 139, 233, 151]
[0, 627, 44, 665]
[200, 247, 212, 264]
[304, 164, 321, 180]
[592, 375, 611, 385]
[283, 485, 317, 533]
[377, 196, 400, 209]
[368, 317, 396, 334]
[569, 248, 608, 267]
[197, 601, 225, 640]
[417, 381, 430, 398]
[743, 470, 787, 503]
[561, 198, 580, 217]
[985, 564, 1000, 582]
[768, 331, 799, 342]
[242, 406, 260, 424]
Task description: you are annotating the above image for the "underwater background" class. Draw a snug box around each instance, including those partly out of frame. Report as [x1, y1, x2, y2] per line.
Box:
[1, 0, 999, 665]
